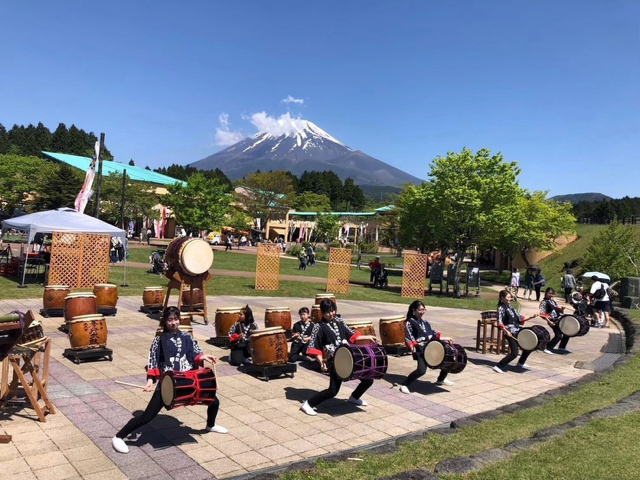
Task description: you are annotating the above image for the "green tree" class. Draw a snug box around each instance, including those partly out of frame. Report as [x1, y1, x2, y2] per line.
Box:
[95, 172, 160, 227]
[293, 192, 332, 212]
[314, 213, 341, 245]
[237, 171, 296, 228]
[397, 183, 438, 253]
[340, 178, 366, 211]
[128, 159, 135, 166]
[0, 154, 51, 216]
[164, 173, 231, 233]
[32, 163, 84, 211]
[582, 220, 640, 280]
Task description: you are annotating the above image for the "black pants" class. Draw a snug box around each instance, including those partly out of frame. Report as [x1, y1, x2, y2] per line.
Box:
[225, 243, 232, 251]
[564, 288, 573, 304]
[534, 285, 542, 301]
[288, 341, 308, 362]
[308, 366, 373, 408]
[116, 389, 219, 439]
[402, 352, 448, 387]
[229, 342, 251, 366]
[497, 335, 531, 367]
[547, 325, 570, 350]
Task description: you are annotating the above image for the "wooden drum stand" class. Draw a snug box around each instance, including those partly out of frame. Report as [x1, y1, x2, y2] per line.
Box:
[163, 267, 211, 324]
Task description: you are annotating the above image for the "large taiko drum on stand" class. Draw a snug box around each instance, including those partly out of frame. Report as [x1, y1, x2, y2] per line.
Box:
[265, 307, 292, 331]
[93, 283, 118, 309]
[333, 344, 388, 381]
[143, 287, 165, 308]
[379, 316, 406, 346]
[346, 320, 376, 337]
[214, 307, 242, 338]
[558, 315, 590, 337]
[424, 340, 467, 374]
[67, 314, 108, 350]
[250, 327, 288, 366]
[517, 325, 551, 351]
[160, 368, 217, 410]
[64, 293, 98, 323]
[165, 237, 214, 276]
[315, 294, 337, 308]
[43, 285, 70, 310]
[181, 288, 204, 308]
[311, 304, 322, 323]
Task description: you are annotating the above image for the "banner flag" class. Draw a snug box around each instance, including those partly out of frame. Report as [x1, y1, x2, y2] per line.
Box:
[74, 141, 100, 213]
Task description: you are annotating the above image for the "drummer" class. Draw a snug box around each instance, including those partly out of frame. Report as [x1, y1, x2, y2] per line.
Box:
[112, 306, 227, 454]
[289, 307, 314, 362]
[300, 299, 378, 416]
[228, 305, 258, 366]
[399, 300, 454, 394]
[539, 287, 569, 353]
[493, 290, 539, 374]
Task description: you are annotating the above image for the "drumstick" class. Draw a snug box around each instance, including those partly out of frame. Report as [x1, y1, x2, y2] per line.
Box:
[115, 380, 147, 389]
[211, 354, 220, 392]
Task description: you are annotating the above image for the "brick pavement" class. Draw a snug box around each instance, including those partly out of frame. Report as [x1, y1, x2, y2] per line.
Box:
[0, 295, 619, 479]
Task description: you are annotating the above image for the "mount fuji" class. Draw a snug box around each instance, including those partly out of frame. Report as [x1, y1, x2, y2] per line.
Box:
[189, 120, 423, 186]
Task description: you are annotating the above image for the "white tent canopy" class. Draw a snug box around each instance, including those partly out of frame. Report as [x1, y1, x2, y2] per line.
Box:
[1, 208, 127, 287]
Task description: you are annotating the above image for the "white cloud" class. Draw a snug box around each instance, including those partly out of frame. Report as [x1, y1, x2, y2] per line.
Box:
[281, 95, 304, 104]
[248, 112, 307, 136]
[214, 113, 246, 146]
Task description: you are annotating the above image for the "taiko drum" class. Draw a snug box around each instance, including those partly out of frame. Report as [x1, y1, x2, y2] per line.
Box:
[379, 315, 406, 346]
[43, 285, 70, 310]
[250, 327, 288, 366]
[165, 237, 213, 276]
[311, 304, 322, 323]
[156, 325, 193, 337]
[142, 287, 165, 307]
[93, 283, 118, 309]
[68, 314, 108, 350]
[264, 307, 292, 331]
[64, 293, 98, 323]
[346, 320, 376, 337]
[181, 288, 204, 307]
[315, 293, 337, 308]
[214, 307, 242, 338]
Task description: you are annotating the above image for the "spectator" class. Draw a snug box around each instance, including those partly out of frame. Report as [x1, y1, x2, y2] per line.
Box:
[225, 235, 233, 251]
[307, 245, 315, 267]
[589, 275, 611, 328]
[532, 268, 546, 302]
[368, 256, 382, 283]
[510, 268, 520, 299]
[562, 269, 577, 303]
[146, 228, 152, 246]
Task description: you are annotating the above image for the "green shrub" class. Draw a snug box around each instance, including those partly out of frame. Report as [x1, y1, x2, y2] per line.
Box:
[315, 251, 328, 261]
[289, 245, 302, 257]
[360, 242, 379, 254]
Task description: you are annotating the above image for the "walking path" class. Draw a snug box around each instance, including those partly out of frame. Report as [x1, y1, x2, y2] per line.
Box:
[0, 295, 621, 480]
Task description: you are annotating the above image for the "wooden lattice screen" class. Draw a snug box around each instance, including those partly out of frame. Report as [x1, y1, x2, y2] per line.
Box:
[255, 243, 281, 290]
[402, 251, 428, 298]
[326, 248, 351, 294]
[48, 232, 110, 288]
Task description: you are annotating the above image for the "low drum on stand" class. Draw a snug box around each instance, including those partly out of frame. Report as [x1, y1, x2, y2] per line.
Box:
[424, 340, 467, 374]
[311, 304, 322, 323]
[18, 320, 45, 346]
[64, 293, 98, 324]
[181, 288, 204, 309]
[250, 327, 288, 366]
[142, 287, 165, 308]
[559, 315, 590, 337]
[93, 283, 118, 314]
[379, 316, 406, 346]
[165, 237, 214, 276]
[346, 320, 376, 337]
[214, 307, 242, 338]
[67, 314, 108, 350]
[333, 344, 388, 381]
[156, 325, 193, 337]
[265, 307, 292, 331]
[160, 368, 217, 410]
[315, 293, 337, 308]
[517, 325, 551, 351]
[43, 285, 70, 310]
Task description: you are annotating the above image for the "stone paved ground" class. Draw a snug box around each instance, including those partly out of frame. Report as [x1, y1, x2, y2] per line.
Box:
[0, 294, 619, 480]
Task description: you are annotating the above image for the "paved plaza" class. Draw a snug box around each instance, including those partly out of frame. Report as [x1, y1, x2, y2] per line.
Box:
[0, 294, 621, 480]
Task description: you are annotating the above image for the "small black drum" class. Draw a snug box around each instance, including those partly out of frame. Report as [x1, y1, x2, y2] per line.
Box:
[558, 315, 590, 337]
[517, 325, 551, 351]
[423, 340, 467, 374]
[333, 344, 388, 381]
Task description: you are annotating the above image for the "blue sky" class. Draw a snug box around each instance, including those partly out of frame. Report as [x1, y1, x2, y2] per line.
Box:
[1, 1, 638, 198]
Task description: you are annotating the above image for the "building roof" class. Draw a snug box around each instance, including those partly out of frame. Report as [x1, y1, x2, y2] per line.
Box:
[288, 206, 396, 217]
[42, 151, 187, 187]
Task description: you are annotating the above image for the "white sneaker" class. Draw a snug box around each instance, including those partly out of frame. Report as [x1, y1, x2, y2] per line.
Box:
[111, 436, 129, 454]
[436, 379, 455, 386]
[206, 425, 228, 434]
[518, 363, 532, 370]
[399, 385, 410, 394]
[493, 366, 505, 374]
[348, 396, 368, 406]
[543, 349, 554, 355]
[300, 400, 317, 416]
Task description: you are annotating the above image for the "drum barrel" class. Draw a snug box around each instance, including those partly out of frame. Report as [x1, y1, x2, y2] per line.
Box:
[250, 328, 288, 366]
[93, 284, 118, 308]
[214, 308, 242, 338]
[68, 314, 108, 349]
[265, 308, 292, 330]
[311, 305, 322, 323]
[379, 317, 406, 346]
[43, 285, 70, 310]
[143, 287, 165, 307]
[64, 294, 98, 323]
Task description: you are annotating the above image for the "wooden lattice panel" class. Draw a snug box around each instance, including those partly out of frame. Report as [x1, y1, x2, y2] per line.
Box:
[49, 232, 110, 288]
[255, 243, 281, 290]
[402, 252, 428, 298]
[327, 248, 351, 294]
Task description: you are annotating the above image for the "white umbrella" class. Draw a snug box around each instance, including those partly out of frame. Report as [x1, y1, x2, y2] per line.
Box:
[580, 271, 610, 282]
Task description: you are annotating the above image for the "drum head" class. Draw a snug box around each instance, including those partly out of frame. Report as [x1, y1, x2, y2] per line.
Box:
[379, 316, 404, 323]
[424, 341, 445, 368]
[161, 374, 175, 409]
[559, 315, 581, 337]
[181, 239, 214, 275]
[518, 329, 538, 351]
[334, 346, 354, 380]
[252, 327, 285, 338]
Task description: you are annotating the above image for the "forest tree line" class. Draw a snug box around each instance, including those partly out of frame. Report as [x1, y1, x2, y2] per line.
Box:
[572, 197, 640, 224]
